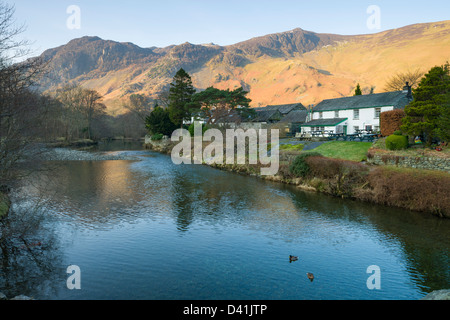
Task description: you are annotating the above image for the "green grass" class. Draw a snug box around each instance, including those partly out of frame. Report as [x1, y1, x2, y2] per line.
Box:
[306, 141, 373, 162]
[280, 144, 305, 151]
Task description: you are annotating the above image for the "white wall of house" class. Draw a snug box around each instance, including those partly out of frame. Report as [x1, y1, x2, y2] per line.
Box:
[310, 106, 395, 134]
[301, 124, 348, 134]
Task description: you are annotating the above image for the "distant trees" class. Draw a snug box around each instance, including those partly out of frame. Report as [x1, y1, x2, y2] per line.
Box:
[354, 84, 362, 96]
[56, 85, 107, 140]
[401, 63, 450, 144]
[385, 68, 424, 92]
[123, 93, 153, 121]
[144, 68, 255, 137]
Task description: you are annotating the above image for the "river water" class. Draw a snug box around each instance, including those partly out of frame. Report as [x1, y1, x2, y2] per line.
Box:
[1, 141, 449, 300]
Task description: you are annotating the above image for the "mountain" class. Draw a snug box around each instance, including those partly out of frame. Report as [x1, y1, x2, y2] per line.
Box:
[36, 21, 450, 115]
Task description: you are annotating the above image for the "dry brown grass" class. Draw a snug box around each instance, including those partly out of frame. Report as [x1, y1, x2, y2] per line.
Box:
[366, 166, 450, 217]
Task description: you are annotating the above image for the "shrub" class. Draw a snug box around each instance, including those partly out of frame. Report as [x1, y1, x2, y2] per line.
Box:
[306, 156, 368, 180]
[393, 130, 403, 136]
[151, 133, 164, 141]
[386, 134, 409, 150]
[289, 152, 323, 177]
[305, 156, 369, 197]
[145, 106, 177, 136]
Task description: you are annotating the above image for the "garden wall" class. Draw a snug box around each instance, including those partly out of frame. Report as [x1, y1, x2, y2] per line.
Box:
[367, 154, 450, 172]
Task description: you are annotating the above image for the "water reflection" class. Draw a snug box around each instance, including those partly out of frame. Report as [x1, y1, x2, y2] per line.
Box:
[2, 149, 449, 299]
[0, 191, 65, 299]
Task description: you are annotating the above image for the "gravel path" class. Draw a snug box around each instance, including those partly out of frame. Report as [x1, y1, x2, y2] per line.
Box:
[279, 140, 329, 151]
[302, 141, 329, 151]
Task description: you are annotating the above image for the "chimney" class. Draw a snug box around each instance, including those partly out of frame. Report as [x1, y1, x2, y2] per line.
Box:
[403, 82, 412, 99]
[307, 104, 314, 123]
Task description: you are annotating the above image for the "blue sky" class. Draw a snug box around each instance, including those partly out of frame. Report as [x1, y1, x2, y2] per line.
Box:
[7, 0, 450, 57]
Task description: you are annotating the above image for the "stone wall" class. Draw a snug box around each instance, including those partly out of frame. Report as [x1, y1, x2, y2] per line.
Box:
[367, 154, 450, 172]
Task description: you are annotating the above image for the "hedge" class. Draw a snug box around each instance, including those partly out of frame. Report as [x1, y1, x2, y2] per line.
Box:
[380, 109, 406, 137]
[385, 134, 409, 150]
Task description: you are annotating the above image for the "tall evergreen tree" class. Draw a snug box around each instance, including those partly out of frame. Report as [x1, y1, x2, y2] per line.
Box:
[401, 62, 450, 145]
[167, 68, 197, 127]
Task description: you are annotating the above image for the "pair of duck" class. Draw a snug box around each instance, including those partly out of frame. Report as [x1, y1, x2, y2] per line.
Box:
[289, 255, 314, 282]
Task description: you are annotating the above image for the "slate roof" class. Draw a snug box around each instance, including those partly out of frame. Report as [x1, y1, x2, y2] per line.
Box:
[280, 110, 308, 124]
[253, 109, 283, 122]
[302, 118, 348, 127]
[313, 91, 412, 112]
[255, 103, 306, 115]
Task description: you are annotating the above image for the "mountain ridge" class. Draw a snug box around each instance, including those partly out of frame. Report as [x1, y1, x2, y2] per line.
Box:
[36, 20, 450, 114]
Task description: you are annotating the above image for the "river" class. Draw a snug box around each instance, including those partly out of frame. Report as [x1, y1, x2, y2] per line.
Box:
[1, 141, 449, 300]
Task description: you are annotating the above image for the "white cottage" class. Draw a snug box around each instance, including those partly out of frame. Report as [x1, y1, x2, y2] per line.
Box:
[301, 84, 413, 135]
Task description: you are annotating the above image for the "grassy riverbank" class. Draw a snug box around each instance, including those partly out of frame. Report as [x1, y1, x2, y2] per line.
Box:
[145, 139, 450, 218]
[305, 141, 373, 161]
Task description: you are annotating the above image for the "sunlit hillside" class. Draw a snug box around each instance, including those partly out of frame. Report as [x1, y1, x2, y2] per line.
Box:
[37, 20, 450, 114]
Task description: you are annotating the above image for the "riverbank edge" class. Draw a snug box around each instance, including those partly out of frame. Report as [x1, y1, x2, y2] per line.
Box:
[144, 141, 449, 219]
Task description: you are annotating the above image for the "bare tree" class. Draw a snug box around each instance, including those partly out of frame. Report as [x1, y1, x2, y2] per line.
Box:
[0, 2, 29, 63]
[0, 2, 48, 187]
[122, 93, 154, 121]
[384, 68, 424, 92]
[81, 89, 106, 140]
[56, 85, 106, 140]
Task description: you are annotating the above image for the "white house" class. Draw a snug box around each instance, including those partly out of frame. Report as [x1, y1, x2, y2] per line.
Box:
[301, 84, 413, 135]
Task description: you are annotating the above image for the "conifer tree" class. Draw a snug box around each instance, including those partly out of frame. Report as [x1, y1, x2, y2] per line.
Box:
[354, 83, 362, 96]
[401, 63, 450, 144]
[167, 68, 197, 127]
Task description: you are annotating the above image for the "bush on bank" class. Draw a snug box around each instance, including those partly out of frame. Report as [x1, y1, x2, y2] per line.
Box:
[288, 153, 450, 218]
[289, 152, 322, 178]
[385, 134, 409, 150]
[365, 166, 450, 218]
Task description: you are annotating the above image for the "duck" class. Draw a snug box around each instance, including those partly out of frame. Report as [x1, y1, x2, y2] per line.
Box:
[289, 255, 298, 263]
[306, 273, 314, 282]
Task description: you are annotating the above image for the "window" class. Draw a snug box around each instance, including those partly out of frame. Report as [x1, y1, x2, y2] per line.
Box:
[365, 125, 373, 132]
[375, 108, 381, 118]
[353, 126, 360, 133]
[335, 111, 339, 118]
[374, 126, 380, 133]
[353, 109, 360, 120]
[319, 112, 323, 119]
